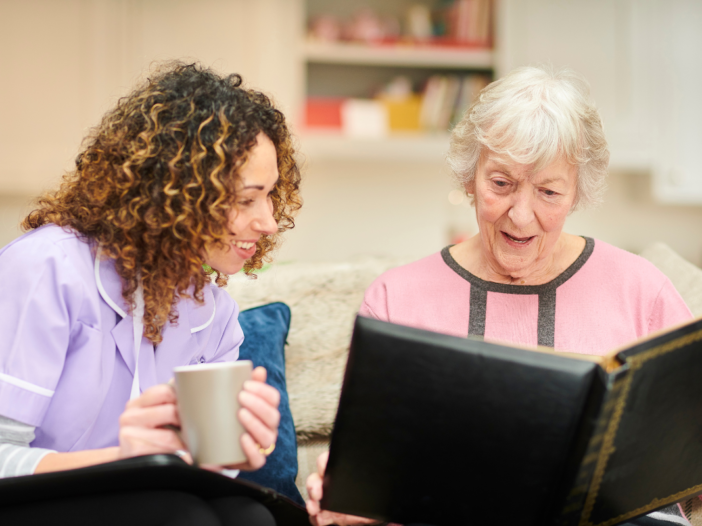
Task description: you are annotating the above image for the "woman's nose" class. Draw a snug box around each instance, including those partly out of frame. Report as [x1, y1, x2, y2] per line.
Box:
[252, 201, 278, 235]
[507, 190, 536, 227]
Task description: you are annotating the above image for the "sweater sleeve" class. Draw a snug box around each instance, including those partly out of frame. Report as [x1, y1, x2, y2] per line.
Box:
[0, 415, 55, 478]
[359, 277, 390, 321]
[648, 278, 694, 334]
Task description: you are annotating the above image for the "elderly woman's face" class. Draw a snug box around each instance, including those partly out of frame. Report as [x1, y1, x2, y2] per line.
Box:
[468, 152, 578, 280]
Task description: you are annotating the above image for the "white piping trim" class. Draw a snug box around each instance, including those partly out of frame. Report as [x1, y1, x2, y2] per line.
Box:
[0, 373, 54, 397]
[191, 303, 216, 333]
[94, 247, 126, 318]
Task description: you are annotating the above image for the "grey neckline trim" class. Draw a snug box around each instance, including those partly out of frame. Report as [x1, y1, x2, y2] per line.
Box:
[440, 237, 595, 295]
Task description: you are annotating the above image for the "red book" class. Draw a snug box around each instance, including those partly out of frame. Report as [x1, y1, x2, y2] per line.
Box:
[305, 98, 344, 129]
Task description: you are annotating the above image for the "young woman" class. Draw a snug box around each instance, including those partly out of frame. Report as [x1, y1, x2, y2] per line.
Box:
[0, 62, 302, 525]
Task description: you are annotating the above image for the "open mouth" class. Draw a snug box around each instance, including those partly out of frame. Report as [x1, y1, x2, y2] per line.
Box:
[231, 239, 258, 259]
[502, 232, 535, 245]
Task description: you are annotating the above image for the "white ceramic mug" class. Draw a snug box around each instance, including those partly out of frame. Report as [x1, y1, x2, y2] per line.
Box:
[173, 360, 253, 465]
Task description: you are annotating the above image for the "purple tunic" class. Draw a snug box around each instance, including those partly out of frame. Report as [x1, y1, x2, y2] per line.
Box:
[0, 225, 243, 452]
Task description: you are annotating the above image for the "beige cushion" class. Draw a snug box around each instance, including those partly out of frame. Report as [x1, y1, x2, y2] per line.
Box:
[639, 243, 702, 317]
[295, 439, 330, 500]
[226, 257, 411, 439]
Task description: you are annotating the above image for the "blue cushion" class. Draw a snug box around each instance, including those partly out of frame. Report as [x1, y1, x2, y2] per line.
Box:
[236, 302, 303, 505]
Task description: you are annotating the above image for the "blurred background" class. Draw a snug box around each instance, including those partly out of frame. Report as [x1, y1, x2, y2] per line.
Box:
[1, 0, 701, 265]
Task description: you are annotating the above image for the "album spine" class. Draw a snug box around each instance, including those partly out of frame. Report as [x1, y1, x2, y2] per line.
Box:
[556, 367, 630, 526]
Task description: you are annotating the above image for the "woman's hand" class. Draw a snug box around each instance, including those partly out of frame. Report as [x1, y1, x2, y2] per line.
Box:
[118, 366, 279, 470]
[228, 365, 281, 471]
[306, 451, 380, 526]
[118, 383, 190, 461]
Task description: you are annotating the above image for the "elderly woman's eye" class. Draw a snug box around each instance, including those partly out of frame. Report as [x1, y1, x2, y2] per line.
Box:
[543, 189, 557, 196]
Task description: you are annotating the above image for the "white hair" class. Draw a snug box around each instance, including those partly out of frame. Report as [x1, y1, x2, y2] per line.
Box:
[447, 65, 610, 210]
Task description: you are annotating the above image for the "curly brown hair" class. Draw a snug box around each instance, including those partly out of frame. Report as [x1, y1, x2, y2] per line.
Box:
[23, 62, 302, 344]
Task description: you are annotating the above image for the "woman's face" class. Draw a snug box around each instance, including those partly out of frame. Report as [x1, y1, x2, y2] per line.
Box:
[468, 151, 578, 280]
[203, 132, 279, 275]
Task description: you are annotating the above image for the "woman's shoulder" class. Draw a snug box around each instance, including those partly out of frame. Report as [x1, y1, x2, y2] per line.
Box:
[366, 250, 457, 289]
[587, 238, 670, 284]
[0, 224, 92, 272]
[363, 249, 468, 303]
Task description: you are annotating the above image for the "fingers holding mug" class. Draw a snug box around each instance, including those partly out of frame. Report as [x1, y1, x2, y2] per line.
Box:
[173, 360, 254, 466]
[238, 405, 278, 456]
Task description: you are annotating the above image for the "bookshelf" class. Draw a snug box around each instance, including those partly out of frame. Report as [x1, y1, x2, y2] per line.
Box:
[299, 0, 494, 161]
[303, 41, 493, 69]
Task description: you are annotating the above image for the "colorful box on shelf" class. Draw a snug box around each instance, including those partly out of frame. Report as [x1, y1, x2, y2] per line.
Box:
[304, 98, 344, 130]
[305, 97, 422, 137]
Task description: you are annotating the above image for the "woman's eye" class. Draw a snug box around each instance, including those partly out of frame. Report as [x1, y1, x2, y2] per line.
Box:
[542, 189, 557, 196]
[493, 180, 508, 188]
[237, 199, 253, 207]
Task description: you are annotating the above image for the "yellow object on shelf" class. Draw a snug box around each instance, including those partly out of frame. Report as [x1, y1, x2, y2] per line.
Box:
[379, 95, 422, 132]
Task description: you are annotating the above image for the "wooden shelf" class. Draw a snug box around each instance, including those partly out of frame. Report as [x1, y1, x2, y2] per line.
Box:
[299, 132, 450, 163]
[304, 41, 493, 70]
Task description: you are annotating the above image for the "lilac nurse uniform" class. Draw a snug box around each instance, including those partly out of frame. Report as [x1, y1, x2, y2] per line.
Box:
[0, 224, 243, 453]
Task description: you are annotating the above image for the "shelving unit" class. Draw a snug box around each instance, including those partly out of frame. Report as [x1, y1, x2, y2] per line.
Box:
[298, 0, 495, 162]
[304, 41, 493, 70]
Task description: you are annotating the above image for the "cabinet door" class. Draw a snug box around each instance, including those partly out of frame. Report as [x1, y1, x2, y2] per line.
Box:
[648, 0, 702, 203]
[496, 0, 702, 203]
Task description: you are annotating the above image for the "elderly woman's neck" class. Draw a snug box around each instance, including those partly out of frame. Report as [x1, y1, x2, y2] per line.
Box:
[450, 233, 586, 286]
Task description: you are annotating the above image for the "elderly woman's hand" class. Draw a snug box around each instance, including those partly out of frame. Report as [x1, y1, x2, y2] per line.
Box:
[118, 365, 280, 471]
[306, 451, 381, 526]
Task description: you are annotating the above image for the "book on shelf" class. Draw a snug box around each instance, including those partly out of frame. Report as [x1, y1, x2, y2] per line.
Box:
[446, 0, 493, 46]
[419, 74, 489, 131]
[305, 74, 489, 136]
[322, 315, 702, 526]
[306, 0, 493, 50]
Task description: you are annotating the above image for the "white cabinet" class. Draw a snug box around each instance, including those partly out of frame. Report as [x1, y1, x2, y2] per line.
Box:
[647, 0, 702, 203]
[496, 0, 702, 203]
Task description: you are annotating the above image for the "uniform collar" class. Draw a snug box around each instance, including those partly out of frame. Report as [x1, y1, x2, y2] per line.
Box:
[94, 249, 216, 333]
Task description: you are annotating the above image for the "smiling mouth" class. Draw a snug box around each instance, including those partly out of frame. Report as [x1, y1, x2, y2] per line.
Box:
[503, 232, 535, 244]
[234, 240, 256, 250]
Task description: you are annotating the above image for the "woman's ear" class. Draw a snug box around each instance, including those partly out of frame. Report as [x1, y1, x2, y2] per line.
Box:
[464, 180, 475, 196]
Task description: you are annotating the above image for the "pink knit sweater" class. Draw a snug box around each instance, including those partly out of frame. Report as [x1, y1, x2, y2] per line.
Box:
[360, 238, 692, 355]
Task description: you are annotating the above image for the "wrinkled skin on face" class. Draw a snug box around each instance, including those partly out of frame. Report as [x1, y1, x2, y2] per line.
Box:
[451, 150, 586, 285]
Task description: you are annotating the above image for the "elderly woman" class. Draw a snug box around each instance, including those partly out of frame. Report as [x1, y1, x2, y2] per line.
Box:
[0, 63, 301, 525]
[306, 65, 692, 526]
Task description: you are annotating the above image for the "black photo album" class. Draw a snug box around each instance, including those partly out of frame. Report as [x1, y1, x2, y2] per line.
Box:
[322, 315, 702, 526]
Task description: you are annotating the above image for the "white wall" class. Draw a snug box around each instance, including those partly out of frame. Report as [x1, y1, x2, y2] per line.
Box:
[273, 162, 702, 266]
[0, 0, 302, 194]
[1, 0, 701, 268]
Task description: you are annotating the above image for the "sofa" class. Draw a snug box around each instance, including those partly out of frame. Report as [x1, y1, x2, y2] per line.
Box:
[225, 243, 702, 502]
